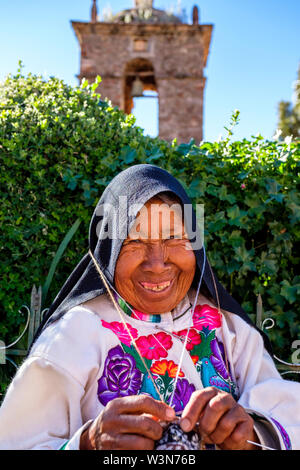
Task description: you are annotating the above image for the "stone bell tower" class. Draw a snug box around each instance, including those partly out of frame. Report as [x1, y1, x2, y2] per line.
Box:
[71, 1, 213, 143]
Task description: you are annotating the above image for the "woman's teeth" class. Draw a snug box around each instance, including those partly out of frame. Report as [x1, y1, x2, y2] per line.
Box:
[141, 281, 171, 292]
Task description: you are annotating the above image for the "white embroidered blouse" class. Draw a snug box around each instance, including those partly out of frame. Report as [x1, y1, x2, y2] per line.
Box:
[0, 289, 299, 450]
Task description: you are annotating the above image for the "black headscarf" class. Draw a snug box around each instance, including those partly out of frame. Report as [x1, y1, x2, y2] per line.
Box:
[30, 164, 272, 354]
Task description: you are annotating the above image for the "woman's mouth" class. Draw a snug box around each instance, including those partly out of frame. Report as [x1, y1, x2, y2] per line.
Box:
[140, 280, 172, 292]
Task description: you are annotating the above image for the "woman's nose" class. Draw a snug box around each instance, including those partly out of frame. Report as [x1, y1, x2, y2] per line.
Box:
[142, 243, 168, 274]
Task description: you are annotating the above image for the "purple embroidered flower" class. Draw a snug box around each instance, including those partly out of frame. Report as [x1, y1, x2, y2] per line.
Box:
[171, 378, 196, 413]
[210, 338, 232, 380]
[97, 345, 142, 406]
[270, 418, 292, 450]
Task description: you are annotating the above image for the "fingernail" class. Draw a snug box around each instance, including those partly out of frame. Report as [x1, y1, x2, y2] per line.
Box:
[180, 418, 191, 432]
[166, 408, 176, 420]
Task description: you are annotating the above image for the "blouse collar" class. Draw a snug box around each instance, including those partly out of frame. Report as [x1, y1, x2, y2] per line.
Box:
[113, 291, 192, 324]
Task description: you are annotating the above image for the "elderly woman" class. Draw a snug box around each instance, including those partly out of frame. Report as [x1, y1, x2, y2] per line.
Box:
[0, 164, 299, 450]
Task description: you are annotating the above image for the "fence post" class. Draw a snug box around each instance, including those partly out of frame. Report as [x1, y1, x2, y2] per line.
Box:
[256, 293, 263, 328]
[27, 285, 42, 350]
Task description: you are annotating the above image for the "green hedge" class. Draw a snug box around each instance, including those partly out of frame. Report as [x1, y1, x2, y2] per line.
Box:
[0, 71, 299, 392]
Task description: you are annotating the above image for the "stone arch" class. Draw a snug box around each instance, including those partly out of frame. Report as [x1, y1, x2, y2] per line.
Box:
[123, 58, 157, 115]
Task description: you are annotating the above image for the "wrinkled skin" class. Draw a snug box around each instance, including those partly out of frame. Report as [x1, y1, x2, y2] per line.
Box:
[80, 395, 175, 450]
[180, 387, 259, 450]
[114, 197, 196, 314]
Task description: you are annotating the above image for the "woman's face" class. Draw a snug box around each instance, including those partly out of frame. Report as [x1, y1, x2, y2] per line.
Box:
[114, 197, 196, 314]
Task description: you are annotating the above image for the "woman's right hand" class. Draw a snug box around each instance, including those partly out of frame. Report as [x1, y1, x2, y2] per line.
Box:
[80, 395, 176, 450]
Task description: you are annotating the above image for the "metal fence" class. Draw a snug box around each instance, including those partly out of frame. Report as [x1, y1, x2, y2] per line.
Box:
[1, 285, 48, 369]
[255, 294, 300, 378]
[0, 218, 81, 371]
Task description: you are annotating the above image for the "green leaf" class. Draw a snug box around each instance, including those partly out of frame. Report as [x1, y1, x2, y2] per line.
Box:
[245, 195, 261, 208]
[228, 230, 244, 248]
[227, 205, 248, 227]
[280, 280, 299, 303]
[227, 205, 240, 219]
[120, 146, 137, 164]
[207, 211, 226, 231]
[265, 178, 284, 203]
[226, 259, 241, 274]
[146, 147, 164, 163]
[218, 185, 236, 203]
[206, 184, 220, 197]
[187, 178, 206, 198]
[95, 177, 109, 187]
[122, 343, 151, 375]
[191, 330, 215, 358]
[42, 218, 81, 304]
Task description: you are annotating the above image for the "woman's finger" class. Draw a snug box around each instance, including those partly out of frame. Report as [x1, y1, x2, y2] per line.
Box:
[203, 404, 244, 445]
[219, 419, 254, 450]
[106, 395, 176, 421]
[197, 391, 236, 437]
[180, 387, 218, 432]
[100, 432, 155, 450]
[104, 413, 164, 441]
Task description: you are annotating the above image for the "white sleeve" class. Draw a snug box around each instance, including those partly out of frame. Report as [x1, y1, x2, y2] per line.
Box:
[0, 356, 91, 450]
[232, 320, 300, 450]
[0, 305, 104, 450]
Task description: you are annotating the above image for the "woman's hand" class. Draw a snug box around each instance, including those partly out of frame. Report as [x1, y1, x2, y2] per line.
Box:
[80, 395, 176, 450]
[179, 387, 260, 450]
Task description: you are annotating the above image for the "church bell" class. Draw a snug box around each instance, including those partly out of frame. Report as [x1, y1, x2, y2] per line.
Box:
[131, 77, 144, 97]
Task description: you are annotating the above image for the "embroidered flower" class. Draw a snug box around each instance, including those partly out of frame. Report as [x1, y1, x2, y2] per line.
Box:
[192, 304, 222, 331]
[101, 320, 138, 347]
[97, 345, 142, 406]
[171, 378, 196, 413]
[150, 359, 185, 378]
[174, 328, 202, 351]
[191, 355, 199, 365]
[210, 338, 231, 380]
[136, 332, 173, 360]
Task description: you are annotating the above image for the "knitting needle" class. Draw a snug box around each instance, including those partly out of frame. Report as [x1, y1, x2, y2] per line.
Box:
[193, 421, 276, 450]
[246, 439, 275, 450]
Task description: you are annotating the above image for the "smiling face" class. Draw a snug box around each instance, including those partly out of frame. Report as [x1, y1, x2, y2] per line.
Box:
[114, 195, 196, 314]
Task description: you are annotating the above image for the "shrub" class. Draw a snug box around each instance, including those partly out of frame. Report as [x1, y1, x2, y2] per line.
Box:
[0, 70, 299, 394]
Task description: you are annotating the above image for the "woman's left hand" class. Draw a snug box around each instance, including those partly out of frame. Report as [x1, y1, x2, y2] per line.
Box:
[179, 387, 259, 450]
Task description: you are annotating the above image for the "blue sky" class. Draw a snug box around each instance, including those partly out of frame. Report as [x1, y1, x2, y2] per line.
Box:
[0, 0, 299, 141]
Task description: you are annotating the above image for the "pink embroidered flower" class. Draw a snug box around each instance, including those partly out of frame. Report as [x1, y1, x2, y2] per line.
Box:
[192, 304, 222, 331]
[136, 332, 173, 360]
[101, 320, 138, 347]
[174, 328, 202, 351]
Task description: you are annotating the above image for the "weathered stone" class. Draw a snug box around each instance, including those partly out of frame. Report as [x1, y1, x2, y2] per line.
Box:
[71, 4, 213, 143]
